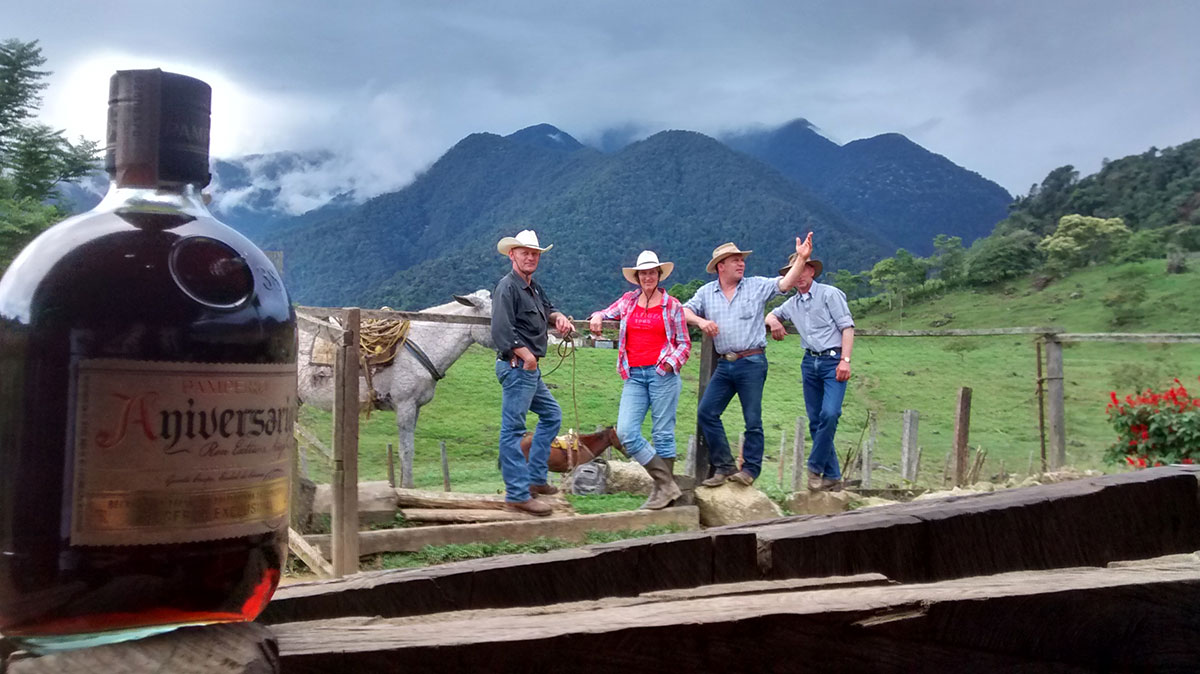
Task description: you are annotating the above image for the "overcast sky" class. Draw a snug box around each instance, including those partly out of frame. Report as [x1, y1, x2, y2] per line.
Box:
[8, 0, 1199, 211]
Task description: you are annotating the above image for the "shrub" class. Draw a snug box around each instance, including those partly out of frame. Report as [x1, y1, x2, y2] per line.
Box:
[1104, 378, 1200, 468]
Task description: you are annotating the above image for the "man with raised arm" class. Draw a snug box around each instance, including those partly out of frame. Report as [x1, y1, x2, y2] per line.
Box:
[491, 229, 575, 516]
[683, 233, 812, 487]
[766, 243, 856, 492]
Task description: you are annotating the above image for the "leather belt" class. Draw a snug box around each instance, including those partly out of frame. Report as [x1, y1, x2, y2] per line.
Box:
[720, 348, 763, 362]
[805, 348, 841, 357]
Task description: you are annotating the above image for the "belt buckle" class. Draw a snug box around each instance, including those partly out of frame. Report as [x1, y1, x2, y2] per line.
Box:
[723, 353, 738, 362]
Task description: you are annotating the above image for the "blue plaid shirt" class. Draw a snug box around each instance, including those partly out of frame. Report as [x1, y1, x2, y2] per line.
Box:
[771, 281, 855, 352]
[683, 276, 782, 354]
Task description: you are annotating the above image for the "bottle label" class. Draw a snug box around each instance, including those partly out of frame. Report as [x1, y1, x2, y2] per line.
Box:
[71, 359, 295, 546]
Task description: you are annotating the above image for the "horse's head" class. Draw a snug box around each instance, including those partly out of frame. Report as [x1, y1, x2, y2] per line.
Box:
[450, 289, 494, 349]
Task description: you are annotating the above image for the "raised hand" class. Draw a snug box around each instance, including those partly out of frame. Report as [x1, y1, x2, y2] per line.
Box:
[796, 231, 813, 260]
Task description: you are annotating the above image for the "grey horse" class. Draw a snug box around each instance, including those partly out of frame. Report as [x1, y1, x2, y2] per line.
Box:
[296, 290, 493, 485]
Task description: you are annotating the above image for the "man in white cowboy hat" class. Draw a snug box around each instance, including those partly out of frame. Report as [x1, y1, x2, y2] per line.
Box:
[766, 248, 855, 492]
[492, 229, 576, 516]
[683, 233, 813, 487]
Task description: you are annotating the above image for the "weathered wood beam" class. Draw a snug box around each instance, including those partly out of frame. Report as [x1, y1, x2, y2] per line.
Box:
[393, 488, 572, 512]
[260, 525, 759, 625]
[399, 508, 539, 523]
[304, 506, 701, 557]
[748, 466, 1200, 584]
[270, 562, 1200, 673]
[288, 527, 334, 578]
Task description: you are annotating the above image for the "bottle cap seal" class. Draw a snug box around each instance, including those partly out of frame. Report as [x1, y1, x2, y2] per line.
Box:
[105, 69, 212, 188]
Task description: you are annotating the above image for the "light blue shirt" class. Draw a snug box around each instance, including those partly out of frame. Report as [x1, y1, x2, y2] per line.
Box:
[683, 276, 782, 354]
[771, 281, 855, 352]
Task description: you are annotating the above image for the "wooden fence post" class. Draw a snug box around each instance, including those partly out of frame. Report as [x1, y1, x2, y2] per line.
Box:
[386, 443, 395, 488]
[331, 308, 360, 577]
[901, 410, 919, 481]
[862, 411, 876, 489]
[684, 435, 696, 476]
[953, 387, 972, 487]
[791, 416, 806, 492]
[736, 433, 745, 470]
[1045, 336, 1066, 470]
[777, 432, 786, 487]
[692, 335, 717, 482]
[440, 440, 451, 492]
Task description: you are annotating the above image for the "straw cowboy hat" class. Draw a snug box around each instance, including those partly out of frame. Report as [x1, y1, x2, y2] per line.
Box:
[706, 242, 753, 274]
[497, 229, 553, 255]
[621, 250, 675, 285]
[777, 252, 823, 278]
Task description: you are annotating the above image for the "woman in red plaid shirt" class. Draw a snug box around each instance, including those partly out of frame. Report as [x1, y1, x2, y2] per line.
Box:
[588, 251, 691, 509]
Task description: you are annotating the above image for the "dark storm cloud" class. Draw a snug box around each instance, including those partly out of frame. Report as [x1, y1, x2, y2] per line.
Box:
[7, 0, 1199, 208]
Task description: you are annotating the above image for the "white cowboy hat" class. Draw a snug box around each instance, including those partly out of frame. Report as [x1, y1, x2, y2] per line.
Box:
[497, 229, 553, 255]
[777, 252, 823, 278]
[622, 250, 675, 285]
[706, 242, 753, 274]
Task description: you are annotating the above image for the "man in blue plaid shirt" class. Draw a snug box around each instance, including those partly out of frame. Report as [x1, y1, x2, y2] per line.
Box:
[683, 233, 813, 486]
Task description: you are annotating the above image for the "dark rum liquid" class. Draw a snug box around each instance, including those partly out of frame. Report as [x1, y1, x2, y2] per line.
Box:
[0, 189, 295, 651]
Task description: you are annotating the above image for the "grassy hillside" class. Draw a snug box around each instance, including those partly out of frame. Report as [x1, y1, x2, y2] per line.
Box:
[298, 258, 1200, 494]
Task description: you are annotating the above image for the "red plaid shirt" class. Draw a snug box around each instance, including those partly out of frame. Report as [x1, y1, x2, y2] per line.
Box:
[595, 290, 691, 380]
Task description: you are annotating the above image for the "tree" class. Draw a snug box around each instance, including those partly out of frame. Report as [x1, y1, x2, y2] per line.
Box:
[869, 249, 926, 309]
[930, 234, 966, 286]
[0, 38, 99, 271]
[964, 230, 1041, 285]
[1036, 214, 1131, 274]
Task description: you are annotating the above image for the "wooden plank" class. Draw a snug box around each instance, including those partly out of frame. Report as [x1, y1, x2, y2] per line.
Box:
[752, 466, 1200, 584]
[952, 387, 971, 486]
[1044, 338, 1066, 470]
[260, 525, 759, 625]
[270, 563, 1200, 673]
[294, 423, 332, 461]
[8, 623, 278, 674]
[400, 508, 539, 523]
[304, 506, 702, 557]
[393, 488, 571, 512]
[1057, 332, 1200, 343]
[641, 573, 893, 601]
[854, 326, 1061, 337]
[289, 527, 334, 578]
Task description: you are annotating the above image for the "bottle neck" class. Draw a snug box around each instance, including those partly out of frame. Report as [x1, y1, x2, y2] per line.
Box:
[97, 181, 211, 218]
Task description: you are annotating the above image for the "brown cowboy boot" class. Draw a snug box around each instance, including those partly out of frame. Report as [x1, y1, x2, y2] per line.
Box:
[641, 456, 682, 509]
[638, 457, 677, 509]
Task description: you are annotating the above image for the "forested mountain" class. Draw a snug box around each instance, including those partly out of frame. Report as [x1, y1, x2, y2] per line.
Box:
[265, 125, 891, 314]
[995, 140, 1200, 240]
[723, 119, 1012, 254]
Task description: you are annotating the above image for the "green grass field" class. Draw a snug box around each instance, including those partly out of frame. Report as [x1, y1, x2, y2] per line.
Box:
[298, 258, 1200, 494]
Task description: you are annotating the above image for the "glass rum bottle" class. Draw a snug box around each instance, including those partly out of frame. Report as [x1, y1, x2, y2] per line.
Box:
[0, 69, 296, 652]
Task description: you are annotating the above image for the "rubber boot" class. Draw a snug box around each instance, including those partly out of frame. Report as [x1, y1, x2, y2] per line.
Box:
[638, 457, 677, 509]
[641, 456, 683, 510]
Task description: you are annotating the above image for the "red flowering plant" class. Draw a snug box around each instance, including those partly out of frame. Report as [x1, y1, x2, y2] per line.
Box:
[1105, 377, 1200, 468]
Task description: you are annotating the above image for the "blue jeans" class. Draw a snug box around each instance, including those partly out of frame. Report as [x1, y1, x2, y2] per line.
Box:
[616, 366, 683, 465]
[496, 360, 562, 502]
[802, 354, 847, 480]
[696, 354, 768, 478]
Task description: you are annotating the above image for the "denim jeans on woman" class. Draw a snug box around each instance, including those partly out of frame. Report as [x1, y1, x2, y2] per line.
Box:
[696, 354, 768, 478]
[616, 365, 683, 465]
[495, 360, 562, 502]
[802, 353, 846, 480]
